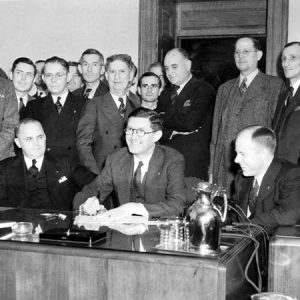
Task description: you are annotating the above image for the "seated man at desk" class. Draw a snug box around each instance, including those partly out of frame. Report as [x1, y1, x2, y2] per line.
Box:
[233, 125, 300, 234]
[73, 107, 186, 219]
[0, 118, 96, 210]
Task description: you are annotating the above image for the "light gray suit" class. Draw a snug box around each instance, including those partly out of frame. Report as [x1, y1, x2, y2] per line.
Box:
[210, 71, 285, 194]
[0, 77, 19, 161]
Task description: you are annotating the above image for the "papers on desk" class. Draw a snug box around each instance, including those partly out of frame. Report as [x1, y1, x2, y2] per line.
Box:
[0, 221, 16, 229]
[74, 214, 149, 225]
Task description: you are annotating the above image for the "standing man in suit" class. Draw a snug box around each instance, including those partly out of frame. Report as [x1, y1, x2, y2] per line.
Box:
[74, 108, 186, 219]
[138, 72, 161, 110]
[233, 126, 300, 234]
[67, 61, 83, 92]
[0, 119, 96, 210]
[210, 36, 285, 195]
[273, 42, 300, 165]
[74, 48, 109, 100]
[157, 48, 215, 179]
[23, 56, 85, 162]
[10, 57, 36, 119]
[76, 54, 140, 174]
[31, 60, 48, 99]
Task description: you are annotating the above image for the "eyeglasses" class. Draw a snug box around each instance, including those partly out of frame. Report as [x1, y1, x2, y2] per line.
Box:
[234, 50, 257, 57]
[124, 128, 158, 137]
[44, 73, 67, 80]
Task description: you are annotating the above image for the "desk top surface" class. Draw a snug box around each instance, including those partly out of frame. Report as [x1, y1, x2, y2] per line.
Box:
[0, 207, 255, 259]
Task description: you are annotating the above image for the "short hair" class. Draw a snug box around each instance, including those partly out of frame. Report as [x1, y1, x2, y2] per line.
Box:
[80, 48, 104, 64]
[235, 36, 262, 51]
[148, 61, 164, 71]
[138, 72, 162, 88]
[238, 125, 276, 153]
[166, 48, 190, 60]
[15, 118, 44, 138]
[12, 57, 37, 76]
[283, 41, 300, 50]
[68, 61, 79, 67]
[127, 107, 163, 131]
[106, 54, 135, 71]
[43, 56, 69, 73]
[35, 60, 45, 64]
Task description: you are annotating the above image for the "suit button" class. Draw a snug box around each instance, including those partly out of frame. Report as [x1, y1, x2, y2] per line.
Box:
[114, 146, 118, 149]
[67, 147, 71, 150]
[105, 131, 109, 134]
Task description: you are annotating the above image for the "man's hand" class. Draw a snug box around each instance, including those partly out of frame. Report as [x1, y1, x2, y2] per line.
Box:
[81, 196, 102, 215]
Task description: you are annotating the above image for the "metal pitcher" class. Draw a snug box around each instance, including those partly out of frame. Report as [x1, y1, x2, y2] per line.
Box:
[185, 181, 227, 254]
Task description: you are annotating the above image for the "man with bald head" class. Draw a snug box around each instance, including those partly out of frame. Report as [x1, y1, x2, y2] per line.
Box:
[210, 36, 285, 195]
[157, 48, 215, 179]
[233, 125, 300, 234]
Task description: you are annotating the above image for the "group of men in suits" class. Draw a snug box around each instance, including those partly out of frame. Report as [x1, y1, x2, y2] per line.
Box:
[1, 37, 300, 232]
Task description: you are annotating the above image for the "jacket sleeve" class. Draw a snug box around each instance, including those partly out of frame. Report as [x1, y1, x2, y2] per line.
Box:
[251, 168, 300, 234]
[144, 154, 186, 218]
[76, 100, 100, 175]
[0, 80, 19, 160]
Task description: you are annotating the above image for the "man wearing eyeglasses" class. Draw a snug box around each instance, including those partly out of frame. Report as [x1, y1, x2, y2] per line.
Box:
[209, 36, 285, 196]
[73, 107, 186, 219]
[23, 56, 85, 162]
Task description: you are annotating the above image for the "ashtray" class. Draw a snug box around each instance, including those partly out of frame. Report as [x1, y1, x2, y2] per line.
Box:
[11, 222, 33, 235]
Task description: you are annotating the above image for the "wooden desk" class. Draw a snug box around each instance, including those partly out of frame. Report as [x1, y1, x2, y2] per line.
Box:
[0, 208, 261, 300]
[269, 226, 300, 299]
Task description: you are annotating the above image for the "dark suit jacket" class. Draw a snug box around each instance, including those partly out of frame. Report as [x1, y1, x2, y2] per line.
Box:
[273, 86, 300, 164]
[73, 81, 109, 99]
[73, 145, 186, 218]
[157, 76, 215, 179]
[23, 92, 85, 162]
[232, 158, 300, 234]
[0, 153, 97, 210]
[76, 91, 140, 174]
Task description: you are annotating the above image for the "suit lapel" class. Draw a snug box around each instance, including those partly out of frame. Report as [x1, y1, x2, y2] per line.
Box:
[117, 153, 134, 205]
[144, 146, 164, 202]
[243, 71, 265, 101]
[43, 154, 61, 197]
[257, 160, 279, 207]
[100, 93, 124, 127]
[10, 155, 29, 200]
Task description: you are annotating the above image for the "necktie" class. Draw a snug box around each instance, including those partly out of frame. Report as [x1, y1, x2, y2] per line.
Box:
[285, 86, 294, 106]
[55, 96, 62, 114]
[84, 88, 92, 100]
[248, 179, 259, 215]
[239, 78, 247, 96]
[133, 161, 144, 198]
[118, 97, 126, 117]
[19, 97, 25, 114]
[170, 85, 180, 104]
[28, 159, 39, 178]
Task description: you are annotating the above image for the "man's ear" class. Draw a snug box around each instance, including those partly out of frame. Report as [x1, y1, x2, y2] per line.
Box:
[14, 138, 21, 149]
[257, 50, 263, 62]
[185, 59, 192, 71]
[9, 71, 13, 81]
[78, 64, 83, 75]
[100, 65, 105, 76]
[137, 86, 141, 96]
[153, 130, 163, 143]
[66, 72, 72, 83]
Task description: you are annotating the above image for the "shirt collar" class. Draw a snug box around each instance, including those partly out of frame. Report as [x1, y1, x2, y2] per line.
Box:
[290, 78, 300, 96]
[24, 155, 44, 171]
[85, 81, 100, 99]
[111, 93, 127, 109]
[177, 75, 192, 95]
[133, 151, 153, 182]
[239, 69, 259, 87]
[52, 90, 69, 106]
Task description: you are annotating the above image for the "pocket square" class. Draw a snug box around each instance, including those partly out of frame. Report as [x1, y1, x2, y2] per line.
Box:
[58, 176, 68, 183]
[183, 99, 191, 107]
